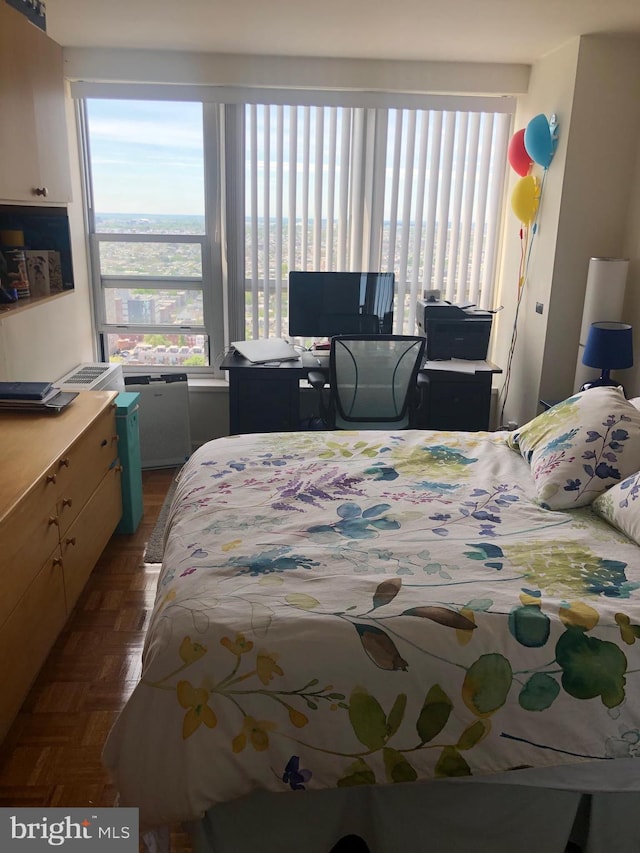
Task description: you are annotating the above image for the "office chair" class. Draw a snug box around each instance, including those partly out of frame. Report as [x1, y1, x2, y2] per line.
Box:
[307, 335, 426, 429]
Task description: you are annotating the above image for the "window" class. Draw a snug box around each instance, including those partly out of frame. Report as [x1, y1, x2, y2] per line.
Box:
[78, 90, 513, 370]
[240, 104, 511, 341]
[82, 99, 213, 368]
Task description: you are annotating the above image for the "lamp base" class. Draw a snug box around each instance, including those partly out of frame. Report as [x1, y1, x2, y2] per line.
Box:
[580, 376, 625, 395]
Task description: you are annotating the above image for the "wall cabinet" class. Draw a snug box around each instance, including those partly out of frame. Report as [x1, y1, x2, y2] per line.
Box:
[0, 392, 122, 741]
[0, 3, 72, 204]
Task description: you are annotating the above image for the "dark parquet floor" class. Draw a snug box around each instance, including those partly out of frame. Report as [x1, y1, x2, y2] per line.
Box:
[0, 466, 191, 852]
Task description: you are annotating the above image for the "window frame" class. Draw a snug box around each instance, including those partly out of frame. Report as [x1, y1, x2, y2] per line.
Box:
[77, 98, 225, 377]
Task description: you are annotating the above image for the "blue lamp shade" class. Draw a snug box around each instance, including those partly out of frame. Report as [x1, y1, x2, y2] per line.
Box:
[581, 322, 633, 392]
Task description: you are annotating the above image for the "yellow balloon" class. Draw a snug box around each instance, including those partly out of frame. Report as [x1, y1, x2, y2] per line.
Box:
[511, 175, 539, 225]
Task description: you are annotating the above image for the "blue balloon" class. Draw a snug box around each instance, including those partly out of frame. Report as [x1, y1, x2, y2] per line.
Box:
[524, 114, 554, 168]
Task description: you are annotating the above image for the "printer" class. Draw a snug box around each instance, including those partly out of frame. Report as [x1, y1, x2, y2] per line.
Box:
[417, 299, 493, 360]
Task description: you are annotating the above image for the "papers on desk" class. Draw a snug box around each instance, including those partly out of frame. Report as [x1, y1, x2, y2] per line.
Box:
[231, 338, 299, 363]
[423, 358, 496, 374]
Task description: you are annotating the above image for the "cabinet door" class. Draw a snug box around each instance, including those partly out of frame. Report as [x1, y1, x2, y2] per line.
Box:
[230, 371, 301, 433]
[423, 377, 491, 431]
[61, 466, 122, 613]
[0, 3, 72, 203]
[0, 551, 66, 742]
[0, 469, 60, 627]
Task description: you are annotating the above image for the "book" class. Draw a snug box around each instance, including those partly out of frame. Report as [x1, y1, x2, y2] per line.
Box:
[0, 381, 53, 400]
[0, 390, 78, 413]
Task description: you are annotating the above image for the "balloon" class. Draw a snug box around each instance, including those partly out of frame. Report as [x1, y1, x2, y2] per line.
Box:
[507, 129, 532, 176]
[524, 114, 555, 169]
[511, 175, 539, 225]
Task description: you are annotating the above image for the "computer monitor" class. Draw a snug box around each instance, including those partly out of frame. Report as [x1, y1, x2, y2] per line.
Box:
[288, 271, 394, 339]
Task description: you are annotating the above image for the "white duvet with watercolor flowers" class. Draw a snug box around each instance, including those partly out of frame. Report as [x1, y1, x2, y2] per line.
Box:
[102, 429, 640, 830]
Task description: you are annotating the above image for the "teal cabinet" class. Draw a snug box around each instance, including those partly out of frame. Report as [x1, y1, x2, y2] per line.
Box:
[115, 392, 143, 534]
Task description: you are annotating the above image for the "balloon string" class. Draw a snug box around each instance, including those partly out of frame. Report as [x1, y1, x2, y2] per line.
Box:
[498, 225, 528, 425]
[500, 163, 548, 426]
[525, 168, 546, 272]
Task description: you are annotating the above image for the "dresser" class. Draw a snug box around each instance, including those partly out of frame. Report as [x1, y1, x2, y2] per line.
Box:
[0, 391, 122, 741]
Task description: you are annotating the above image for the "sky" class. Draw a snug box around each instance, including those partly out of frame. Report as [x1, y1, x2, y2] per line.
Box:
[87, 99, 205, 216]
[86, 98, 507, 224]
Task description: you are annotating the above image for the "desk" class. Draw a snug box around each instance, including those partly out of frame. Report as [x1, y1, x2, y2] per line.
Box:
[221, 351, 501, 434]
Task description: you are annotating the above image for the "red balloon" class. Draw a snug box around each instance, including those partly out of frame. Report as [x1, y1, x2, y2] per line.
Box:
[508, 129, 532, 176]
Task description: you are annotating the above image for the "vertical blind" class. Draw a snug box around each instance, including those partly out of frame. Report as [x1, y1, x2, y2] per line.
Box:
[244, 104, 511, 340]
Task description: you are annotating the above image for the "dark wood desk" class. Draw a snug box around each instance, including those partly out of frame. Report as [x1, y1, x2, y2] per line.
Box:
[221, 351, 501, 434]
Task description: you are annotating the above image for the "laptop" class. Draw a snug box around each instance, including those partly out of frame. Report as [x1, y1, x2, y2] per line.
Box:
[231, 338, 299, 364]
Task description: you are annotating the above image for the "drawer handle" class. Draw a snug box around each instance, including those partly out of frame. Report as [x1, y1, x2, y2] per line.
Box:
[65, 537, 76, 547]
[59, 457, 70, 468]
[52, 557, 63, 568]
[62, 498, 73, 508]
[46, 473, 57, 484]
[48, 516, 59, 527]
[101, 439, 108, 447]
[33, 186, 49, 197]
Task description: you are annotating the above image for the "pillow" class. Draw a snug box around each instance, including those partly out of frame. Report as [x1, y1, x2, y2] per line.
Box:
[592, 471, 640, 545]
[508, 386, 640, 509]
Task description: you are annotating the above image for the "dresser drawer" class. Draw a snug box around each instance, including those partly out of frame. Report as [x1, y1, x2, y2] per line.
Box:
[61, 465, 122, 613]
[0, 472, 60, 626]
[0, 552, 66, 742]
[56, 405, 118, 535]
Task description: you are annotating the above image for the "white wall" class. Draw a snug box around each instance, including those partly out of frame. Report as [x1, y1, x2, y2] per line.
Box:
[622, 102, 640, 396]
[492, 38, 579, 428]
[494, 34, 640, 428]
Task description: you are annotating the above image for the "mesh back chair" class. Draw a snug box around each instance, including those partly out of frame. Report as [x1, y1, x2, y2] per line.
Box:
[308, 335, 426, 429]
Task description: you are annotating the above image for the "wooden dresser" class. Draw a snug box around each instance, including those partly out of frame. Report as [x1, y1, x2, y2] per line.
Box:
[0, 391, 122, 741]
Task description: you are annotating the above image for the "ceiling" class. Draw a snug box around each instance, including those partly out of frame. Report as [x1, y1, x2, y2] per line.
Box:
[47, 0, 640, 66]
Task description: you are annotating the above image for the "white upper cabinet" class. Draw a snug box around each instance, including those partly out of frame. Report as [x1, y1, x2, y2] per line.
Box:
[0, 3, 72, 204]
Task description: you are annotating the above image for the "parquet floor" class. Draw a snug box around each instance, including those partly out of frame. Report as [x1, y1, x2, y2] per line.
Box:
[0, 466, 192, 852]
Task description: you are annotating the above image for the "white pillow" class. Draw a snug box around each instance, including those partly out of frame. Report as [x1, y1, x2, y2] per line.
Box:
[507, 386, 640, 509]
[592, 471, 640, 545]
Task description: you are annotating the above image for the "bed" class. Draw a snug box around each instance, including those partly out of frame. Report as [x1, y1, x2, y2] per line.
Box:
[103, 385, 640, 853]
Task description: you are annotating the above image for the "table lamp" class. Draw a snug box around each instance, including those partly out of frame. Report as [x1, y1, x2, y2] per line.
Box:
[580, 321, 633, 393]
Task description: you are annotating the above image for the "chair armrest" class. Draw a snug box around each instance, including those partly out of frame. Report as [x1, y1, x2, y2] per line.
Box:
[307, 370, 327, 389]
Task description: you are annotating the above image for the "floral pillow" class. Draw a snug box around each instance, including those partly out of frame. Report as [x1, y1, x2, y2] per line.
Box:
[507, 386, 640, 509]
[592, 471, 640, 546]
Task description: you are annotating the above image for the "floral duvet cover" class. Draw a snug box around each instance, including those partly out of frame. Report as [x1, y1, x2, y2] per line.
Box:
[103, 429, 640, 830]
